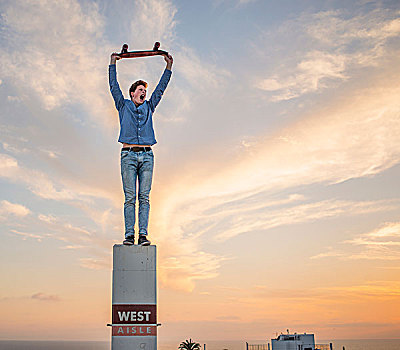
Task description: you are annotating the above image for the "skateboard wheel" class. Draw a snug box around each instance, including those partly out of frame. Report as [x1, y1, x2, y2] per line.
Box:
[121, 44, 128, 53]
[153, 42, 160, 50]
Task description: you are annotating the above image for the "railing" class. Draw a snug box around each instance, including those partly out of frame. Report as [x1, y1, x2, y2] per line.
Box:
[247, 341, 331, 350]
[246, 343, 269, 350]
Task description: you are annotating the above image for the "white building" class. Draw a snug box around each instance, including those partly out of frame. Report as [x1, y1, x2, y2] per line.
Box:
[271, 333, 315, 350]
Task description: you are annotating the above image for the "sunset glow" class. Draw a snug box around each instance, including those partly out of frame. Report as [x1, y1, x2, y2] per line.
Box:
[1, 0, 400, 342]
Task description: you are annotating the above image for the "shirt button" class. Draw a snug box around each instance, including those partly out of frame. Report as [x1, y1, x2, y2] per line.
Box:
[138, 128, 141, 130]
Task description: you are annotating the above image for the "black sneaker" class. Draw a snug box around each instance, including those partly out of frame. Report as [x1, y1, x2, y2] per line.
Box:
[123, 236, 134, 245]
[138, 234, 151, 246]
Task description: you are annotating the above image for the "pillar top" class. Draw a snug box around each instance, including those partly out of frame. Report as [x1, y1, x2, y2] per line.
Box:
[113, 245, 156, 271]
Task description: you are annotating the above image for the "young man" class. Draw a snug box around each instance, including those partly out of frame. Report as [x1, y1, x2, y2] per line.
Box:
[109, 52, 173, 246]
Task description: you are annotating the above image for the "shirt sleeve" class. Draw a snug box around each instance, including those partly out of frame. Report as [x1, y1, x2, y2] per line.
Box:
[109, 64, 125, 111]
[148, 69, 172, 113]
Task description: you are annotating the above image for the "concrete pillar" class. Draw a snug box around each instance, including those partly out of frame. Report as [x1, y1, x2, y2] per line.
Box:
[111, 245, 157, 350]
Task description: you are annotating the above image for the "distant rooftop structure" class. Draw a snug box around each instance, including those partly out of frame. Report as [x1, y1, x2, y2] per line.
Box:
[246, 332, 332, 350]
[272, 333, 315, 350]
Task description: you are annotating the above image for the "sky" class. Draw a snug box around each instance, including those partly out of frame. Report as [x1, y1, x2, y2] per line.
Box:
[1, 0, 400, 344]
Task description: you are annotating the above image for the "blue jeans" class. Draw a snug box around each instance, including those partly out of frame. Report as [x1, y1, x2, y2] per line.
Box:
[120, 149, 154, 238]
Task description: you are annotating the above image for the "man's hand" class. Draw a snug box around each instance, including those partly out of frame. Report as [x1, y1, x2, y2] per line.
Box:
[110, 52, 121, 65]
[164, 54, 173, 70]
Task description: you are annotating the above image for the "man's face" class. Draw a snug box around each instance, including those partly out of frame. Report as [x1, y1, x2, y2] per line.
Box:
[131, 85, 147, 106]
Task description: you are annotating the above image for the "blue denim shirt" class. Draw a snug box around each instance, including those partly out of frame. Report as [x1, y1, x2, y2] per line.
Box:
[109, 64, 172, 145]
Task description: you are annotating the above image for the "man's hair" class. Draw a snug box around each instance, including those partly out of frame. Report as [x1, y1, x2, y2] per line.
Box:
[129, 80, 148, 97]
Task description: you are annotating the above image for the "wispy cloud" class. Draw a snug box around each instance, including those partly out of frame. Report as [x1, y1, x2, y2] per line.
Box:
[0, 293, 61, 302]
[2, 142, 28, 154]
[10, 229, 44, 241]
[310, 250, 344, 260]
[346, 222, 400, 260]
[31, 293, 61, 302]
[159, 250, 224, 292]
[10, 211, 96, 246]
[347, 222, 400, 243]
[214, 199, 397, 242]
[7, 95, 22, 103]
[61, 245, 84, 250]
[79, 257, 110, 270]
[0, 0, 115, 128]
[131, 0, 177, 48]
[0, 151, 122, 207]
[311, 222, 400, 261]
[257, 8, 400, 100]
[0, 153, 75, 200]
[258, 51, 348, 101]
[251, 280, 400, 301]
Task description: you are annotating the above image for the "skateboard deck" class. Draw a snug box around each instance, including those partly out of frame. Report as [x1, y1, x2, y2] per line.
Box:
[117, 42, 169, 59]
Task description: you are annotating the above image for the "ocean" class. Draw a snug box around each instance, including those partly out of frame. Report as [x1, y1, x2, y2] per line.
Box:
[1, 339, 400, 350]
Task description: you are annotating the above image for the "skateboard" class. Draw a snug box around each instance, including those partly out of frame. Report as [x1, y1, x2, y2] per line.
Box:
[117, 42, 169, 59]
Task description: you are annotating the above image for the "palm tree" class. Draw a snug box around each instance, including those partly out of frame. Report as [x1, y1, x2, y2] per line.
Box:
[179, 339, 201, 350]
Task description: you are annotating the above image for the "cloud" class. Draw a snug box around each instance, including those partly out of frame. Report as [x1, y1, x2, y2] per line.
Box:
[31, 293, 61, 302]
[258, 51, 348, 101]
[176, 46, 231, 91]
[305, 9, 400, 47]
[7, 96, 22, 102]
[238, 0, 257, 5]
[214, 0, 258, 8]
[349, 222, 400, 242]
[312, 222, 400, 261]
[214, 199, 396, 242]
[0, 152, 120, 204]
[310, 250, 344, 260]
[131, 0, 177, 48]
[158, 250, 224, 292]
[251, 281, 400, 301]
[18, 212, 94, 246]
[0, 0, 112, 125]
[38, 214, 57, 224]
[216, 315, 241, 320]
[345, 222, 400, 260]
[79, 257, 110, 270]
[0, 153, 75, 200]
[60, 245, 84, 250]
[0, 152, 124, 269]
[0, 293, 61, 302]
[10, 229, 44, 241]
[0, 153, 18, 170]
[1, 142, 28, 154]
[256, 8, 400, 101]
[0, 200, 31, 218]
[40, 149, 60, 159]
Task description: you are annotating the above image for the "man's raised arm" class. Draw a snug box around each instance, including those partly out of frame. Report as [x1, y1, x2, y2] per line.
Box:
[148, 54, 173, 112]
[109, 53, 124, 111]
